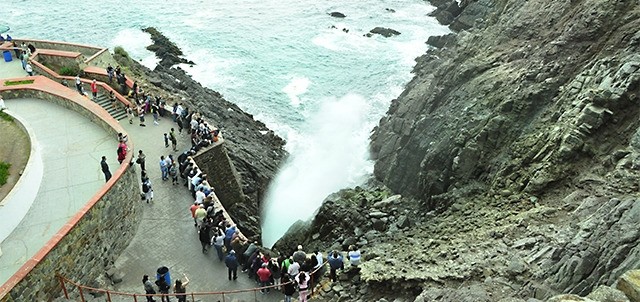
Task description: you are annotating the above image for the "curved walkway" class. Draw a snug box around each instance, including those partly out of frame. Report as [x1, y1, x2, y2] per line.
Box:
[0, 98, 119, 285]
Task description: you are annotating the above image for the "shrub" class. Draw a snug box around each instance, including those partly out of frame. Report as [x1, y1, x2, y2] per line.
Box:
[59, 66, 80, 76]
[114, 46, 130, 59]
[0, 162, 10, 186]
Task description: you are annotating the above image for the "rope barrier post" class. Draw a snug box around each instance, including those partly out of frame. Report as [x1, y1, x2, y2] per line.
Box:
[222, 292, 225, 302]
[254, 287, 258, 302]
[191, 292, 195, 302]
[133, 293, 138, 302]
[58, 275, 69, 299]
[106, 290, 112, 302]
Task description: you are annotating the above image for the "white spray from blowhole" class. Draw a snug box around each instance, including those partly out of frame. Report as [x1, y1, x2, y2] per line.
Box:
[261, 94, 373, 247]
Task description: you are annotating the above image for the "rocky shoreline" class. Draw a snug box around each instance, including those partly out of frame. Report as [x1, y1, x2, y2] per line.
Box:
[276, 1, 640, 301]
[114, 27, 287, 239]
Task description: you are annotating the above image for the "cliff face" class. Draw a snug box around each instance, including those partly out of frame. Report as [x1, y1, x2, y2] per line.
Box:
[278, 1, 640, 301]
[372, 0, 640, 206]
[366, 0, 640, 298]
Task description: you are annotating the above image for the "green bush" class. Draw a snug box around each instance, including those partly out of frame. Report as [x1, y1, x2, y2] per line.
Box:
[0, 162, 10, 186]
[114, 46, 130, 59]
[59, 66, 80, 76]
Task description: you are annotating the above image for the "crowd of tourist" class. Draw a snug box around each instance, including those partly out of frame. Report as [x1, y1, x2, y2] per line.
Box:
[94, 68, 365, 301]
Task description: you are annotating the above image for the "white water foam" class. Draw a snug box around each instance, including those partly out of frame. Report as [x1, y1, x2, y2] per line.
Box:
[282, 76, 311, 107]
[261, 93, 373, 247]
[178, 48, 243, 90]
[110, 28, 159, 69]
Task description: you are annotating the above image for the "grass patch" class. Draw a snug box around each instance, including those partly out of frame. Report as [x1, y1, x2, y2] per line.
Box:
[59, 66, 80, 76]
[0, 111, 13, 122]
[0, 161, 11, 186]
[4, 79, 35, 86]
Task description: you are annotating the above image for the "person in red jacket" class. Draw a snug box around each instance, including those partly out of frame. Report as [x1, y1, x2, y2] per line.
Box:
[117, 142, 127, 164]
[90, 79, 98, 100]
[257, 262, 272, 294]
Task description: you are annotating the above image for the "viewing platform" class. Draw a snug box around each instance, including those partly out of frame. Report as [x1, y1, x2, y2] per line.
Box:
[0, 39, 277, 301]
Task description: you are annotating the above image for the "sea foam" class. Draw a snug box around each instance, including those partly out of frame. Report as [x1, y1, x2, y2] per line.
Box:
[261, 93, 373, 247]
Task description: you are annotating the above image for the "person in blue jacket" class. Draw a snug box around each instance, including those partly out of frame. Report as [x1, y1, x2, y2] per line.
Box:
[225, 250, 239, 280]
[327, 250, 344, 282]
[224, 224, 236, 251]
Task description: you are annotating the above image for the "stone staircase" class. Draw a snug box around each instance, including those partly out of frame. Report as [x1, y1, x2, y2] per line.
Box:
[94, 93, 128, 121]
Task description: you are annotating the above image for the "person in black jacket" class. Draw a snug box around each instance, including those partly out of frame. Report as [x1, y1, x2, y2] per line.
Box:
[101, 156, 111, 182]
[281, 274, 296, 302]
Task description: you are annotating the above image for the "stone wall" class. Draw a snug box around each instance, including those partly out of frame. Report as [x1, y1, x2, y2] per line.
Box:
[193, 142, 260, 237]
[0, 82, 142, 301]
[14, 39, 102, 58]
[85, 49, 118, 68]
[194, 142, 244, 209]
[35, 53, 83, 75]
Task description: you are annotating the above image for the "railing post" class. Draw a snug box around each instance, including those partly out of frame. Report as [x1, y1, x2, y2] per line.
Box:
[78, 286, 85, 302]
[58, 275, 69, 299]
[106, 290, 112, 302]
[191, 292, 195, 302]
[222, 292, 225, 302]
[254, 288, 257, 302]
[133, 293, 138, 302]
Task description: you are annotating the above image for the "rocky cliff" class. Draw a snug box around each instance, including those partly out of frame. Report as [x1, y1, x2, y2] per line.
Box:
[116, 28, 286, 238]
[277, 1, 640, 301]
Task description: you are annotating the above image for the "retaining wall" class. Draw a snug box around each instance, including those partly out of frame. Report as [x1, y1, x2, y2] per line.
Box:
[193, 143, 245, 212]
[13, 39, 102, 58]
[0, 82, 142, 301]
[33, 53, 83, 75]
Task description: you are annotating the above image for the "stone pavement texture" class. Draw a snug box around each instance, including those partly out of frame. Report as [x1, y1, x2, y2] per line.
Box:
[112, 116, 283, 302]
[0, 98, 118, 285]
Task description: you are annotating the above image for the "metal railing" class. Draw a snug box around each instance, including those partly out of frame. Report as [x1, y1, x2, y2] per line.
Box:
[57, 261, 327, 302]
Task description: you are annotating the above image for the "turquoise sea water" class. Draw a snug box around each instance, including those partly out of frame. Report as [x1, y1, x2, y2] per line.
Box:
[4, 0, 449, 246]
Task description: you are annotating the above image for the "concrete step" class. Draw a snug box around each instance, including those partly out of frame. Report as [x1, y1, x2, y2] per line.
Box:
[95, 94, 127, 121]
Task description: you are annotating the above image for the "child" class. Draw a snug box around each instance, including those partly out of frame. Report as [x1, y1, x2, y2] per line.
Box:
[164, 133, 169, 148]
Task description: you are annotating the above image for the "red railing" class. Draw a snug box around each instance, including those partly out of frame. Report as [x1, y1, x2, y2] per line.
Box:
[57, 262, 327, 302]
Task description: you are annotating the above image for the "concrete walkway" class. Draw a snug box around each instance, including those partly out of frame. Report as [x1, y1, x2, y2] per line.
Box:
[0, 98, 119, 285]
[112, 117, 281, 301]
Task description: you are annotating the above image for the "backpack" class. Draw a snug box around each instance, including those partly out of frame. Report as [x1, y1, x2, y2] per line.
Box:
[142, 183, 150, 193]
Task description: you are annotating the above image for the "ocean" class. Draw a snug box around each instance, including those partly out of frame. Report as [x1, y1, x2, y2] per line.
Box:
[4, 0, 449, 246]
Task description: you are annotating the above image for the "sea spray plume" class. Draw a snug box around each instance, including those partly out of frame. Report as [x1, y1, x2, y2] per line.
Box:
[261, 94, 372, 247]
